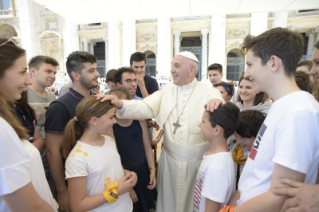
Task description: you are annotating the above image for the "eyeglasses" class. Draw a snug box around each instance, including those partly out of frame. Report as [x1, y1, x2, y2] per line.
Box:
[123, 79, 138, 84]
[0, 38, 17, 48]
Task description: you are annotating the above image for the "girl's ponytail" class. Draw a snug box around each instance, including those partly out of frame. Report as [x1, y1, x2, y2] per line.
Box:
[62, 118, 84, 159]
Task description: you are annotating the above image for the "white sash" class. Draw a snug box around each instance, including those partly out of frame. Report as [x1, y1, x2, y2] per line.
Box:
[163, 137, 210, 162]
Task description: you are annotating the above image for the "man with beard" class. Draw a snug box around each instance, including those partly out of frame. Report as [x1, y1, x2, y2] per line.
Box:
[45, 51, 99, 212]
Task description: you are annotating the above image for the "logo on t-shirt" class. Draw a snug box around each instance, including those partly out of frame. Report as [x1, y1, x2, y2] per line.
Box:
[249, 123, 267, 160]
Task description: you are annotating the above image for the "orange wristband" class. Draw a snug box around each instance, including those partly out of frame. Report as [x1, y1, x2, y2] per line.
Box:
[218, 205, 235, 212]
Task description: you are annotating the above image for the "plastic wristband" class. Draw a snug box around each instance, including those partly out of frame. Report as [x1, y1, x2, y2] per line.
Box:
[218, 205, 235, 212]
[149, 167, 156, 170]
[102, 188, 119, 204]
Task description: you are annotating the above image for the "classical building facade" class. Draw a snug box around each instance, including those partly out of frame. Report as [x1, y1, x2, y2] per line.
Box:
[1, 0, 318, 81]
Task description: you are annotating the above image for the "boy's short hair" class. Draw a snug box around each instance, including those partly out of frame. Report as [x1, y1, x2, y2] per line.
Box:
[108, 87, 132, 100]
[297, 60, 313, 71]
[236, 110, 266, 138]
[207, 102, 240, 138]
[130, 52, 146, 65]
[105, 69, 118, 83]
[28, 55, 59, 70]
[295, 71, 311, 92]
[241, 27, 304, 77]
[114, 67, 136, 84]
[315, 40, 319, 49]
[207, 63, 223, 74]
[66, 51, 97, 82]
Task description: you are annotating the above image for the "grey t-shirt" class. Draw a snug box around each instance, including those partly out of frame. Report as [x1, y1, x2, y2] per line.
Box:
[27, 87, 56, 137]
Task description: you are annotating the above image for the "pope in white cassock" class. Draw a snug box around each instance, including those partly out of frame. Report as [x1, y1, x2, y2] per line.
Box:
[98, 52, 223, 212]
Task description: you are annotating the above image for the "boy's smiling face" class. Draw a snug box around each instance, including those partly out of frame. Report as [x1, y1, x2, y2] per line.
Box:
[244, 50, 271, 94]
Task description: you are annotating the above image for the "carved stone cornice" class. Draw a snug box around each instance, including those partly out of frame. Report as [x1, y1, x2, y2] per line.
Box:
[138, 33, 156, 42]
[200, 29, 209, 35]
[136, 43, 157, 54]
[306, 29, 316, 37]
[226, 28, 248, 39]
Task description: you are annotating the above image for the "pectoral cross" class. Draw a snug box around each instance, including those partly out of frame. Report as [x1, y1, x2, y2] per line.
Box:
[173, 119, 181, 134]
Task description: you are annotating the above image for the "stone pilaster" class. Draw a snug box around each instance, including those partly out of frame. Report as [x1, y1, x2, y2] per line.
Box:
[89, 41, 95, 54]
[307, 29, 316, 56]
[81, 38, 88, 52]
[108, 21, 121, 69]
[122, 20, 136, 66]
[209, 15, 226, 77]
[250, 12, 268, 36]
[271, 11, 288, 28]
[201, 29, 209, 80]
[173, 30, 181, 56]
[103, 36, 109, 71]
[157, 18, 171, 77]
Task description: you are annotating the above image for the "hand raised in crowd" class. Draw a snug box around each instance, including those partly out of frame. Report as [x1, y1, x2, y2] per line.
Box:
[273, 178, 319, 212]
[57, 189, 71, 212]
[148, 168, 156, 190]
[136, 74, 146, 88]
[95, 94, 123, 109]
[129, 189, 138, 203]
[205, 98, 226, 112]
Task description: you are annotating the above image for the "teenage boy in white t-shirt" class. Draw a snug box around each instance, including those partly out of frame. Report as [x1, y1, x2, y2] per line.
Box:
[219, 28, 319, 212]
[194, 102, 239, 212]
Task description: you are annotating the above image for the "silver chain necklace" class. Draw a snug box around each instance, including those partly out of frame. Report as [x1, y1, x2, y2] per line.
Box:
[172, 81, 197, 134]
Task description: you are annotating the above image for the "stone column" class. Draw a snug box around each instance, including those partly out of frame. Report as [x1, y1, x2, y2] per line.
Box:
[173, 30, 181, 56]
[16, 0, 40, 62]
[157, 18, 171, 77]
[250, 12, 268, 36]
[103, 37, 109, 71]
[307, 29, 316, 56]
[201, 29, 209, 80]
[209, 15, 226, 77]
[122, 20, 136, 66]
[89, 41, 95, 55]
[271, 11, 288, 28]
[108, 21, 121, 69]
[63, 18, 80, 74]
[58, 37, 64, 73]
[315, 27, 319, 42]
[81, 38, 88, 52]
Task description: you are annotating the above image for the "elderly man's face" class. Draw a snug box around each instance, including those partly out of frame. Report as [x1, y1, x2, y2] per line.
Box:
[171, 55, 194, 86]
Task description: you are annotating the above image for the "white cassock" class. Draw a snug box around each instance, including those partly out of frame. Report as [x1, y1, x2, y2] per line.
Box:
[117, 79, 222, 212]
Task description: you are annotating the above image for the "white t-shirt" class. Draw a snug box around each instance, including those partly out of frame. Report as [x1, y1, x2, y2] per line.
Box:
[237, 91, 319, 206]
[193, 151, 235, 212]
[0, 117, 57, 212]
[65, 136, 132, 212]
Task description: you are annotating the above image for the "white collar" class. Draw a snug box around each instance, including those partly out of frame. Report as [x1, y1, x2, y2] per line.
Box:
[181, 78, 197, 90]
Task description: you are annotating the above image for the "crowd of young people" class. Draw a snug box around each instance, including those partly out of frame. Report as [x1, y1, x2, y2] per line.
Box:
[1, 26, 319, 212]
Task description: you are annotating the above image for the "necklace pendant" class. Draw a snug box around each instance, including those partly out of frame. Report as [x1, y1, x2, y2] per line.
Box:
[173, 119, 181, 134]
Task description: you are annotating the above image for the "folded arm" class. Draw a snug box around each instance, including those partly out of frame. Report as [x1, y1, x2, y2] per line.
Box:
[235, 164, 305, 212]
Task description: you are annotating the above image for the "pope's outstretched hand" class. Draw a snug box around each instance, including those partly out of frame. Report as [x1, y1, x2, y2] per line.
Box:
[96, 94, 123, 109]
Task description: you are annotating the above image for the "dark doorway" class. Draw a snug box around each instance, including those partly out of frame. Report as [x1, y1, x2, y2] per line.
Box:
[94, 42, 106, 78]
[180, 36, 202, 80]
